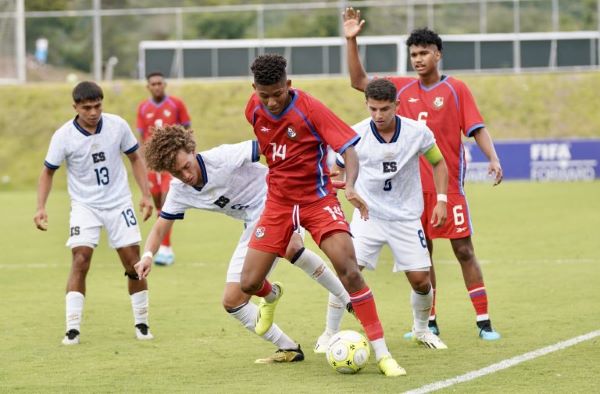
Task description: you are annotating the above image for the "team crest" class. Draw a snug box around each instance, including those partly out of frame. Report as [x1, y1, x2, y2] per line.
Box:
[433, 97, 444, 109]
[163, 109, 171, 117]
[287, 127, 297, 139]
[255, 226, 266, 238]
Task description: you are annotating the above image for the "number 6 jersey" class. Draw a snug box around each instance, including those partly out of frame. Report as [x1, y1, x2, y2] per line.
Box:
[44, 113, 139, 209]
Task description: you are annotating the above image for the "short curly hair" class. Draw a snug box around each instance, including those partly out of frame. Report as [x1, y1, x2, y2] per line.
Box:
[144, 124, 196, 173]
[406, 28, 443, 51]
[251, 53, 287, 85]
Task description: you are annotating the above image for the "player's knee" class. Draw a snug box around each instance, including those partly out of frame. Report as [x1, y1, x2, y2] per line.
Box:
[411, 279, 431, 294]
[239, 277, 261, 295]
[71, 253, 91, 273]
[454, 243, 475, 263]
[338, 268, 364, 290]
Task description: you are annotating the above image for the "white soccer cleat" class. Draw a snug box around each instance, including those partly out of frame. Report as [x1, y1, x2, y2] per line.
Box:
[62, 329, 80, 345]
[414, 331, 448, 349]
[135, 323, 154, 340]
[313, 331, 335, 354]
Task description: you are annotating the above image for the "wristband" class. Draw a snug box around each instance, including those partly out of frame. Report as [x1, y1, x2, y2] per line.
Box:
[437, 194, 448, 203]
[142, 251, 153, 260]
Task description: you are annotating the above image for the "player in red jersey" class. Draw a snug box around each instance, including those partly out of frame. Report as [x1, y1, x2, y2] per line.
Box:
[241, 54, 406, 377]
[137, 71, 191, 266]
[343, 7, 502, 340]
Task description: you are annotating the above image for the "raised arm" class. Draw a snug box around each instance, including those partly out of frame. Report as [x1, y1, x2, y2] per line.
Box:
[134, 217, 174, 279]
[343, 7, 369, 92]
[341, 146, 369, 220]
[33, 167, 56, 231]
[126, 150, 153, 221]
[472, 127, 503, 186]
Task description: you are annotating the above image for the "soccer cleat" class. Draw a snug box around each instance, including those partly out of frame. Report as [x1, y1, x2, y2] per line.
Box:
[477, 320, 501, 341]
[254, 282, 283, 336]
[403, 319, 440, 339]
[153, 252, 174, 266]
[254, 345, 305, 364]
[135, 323, 154, 340]
[62, 329, 80, 345]
[377, 355, 407, 377]
[313, 331, 334, 354]
[414, 331, 448, 349]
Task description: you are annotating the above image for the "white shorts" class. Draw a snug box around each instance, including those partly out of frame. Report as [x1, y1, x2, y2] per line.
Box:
[66, 202, 142, 249]
[351, 212, 431, 272]
[225, 219, 308, 283]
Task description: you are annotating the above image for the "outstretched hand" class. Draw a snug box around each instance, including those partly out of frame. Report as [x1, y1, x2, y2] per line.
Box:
[345, 187, 369, 220]
[342, 7, 365, 39]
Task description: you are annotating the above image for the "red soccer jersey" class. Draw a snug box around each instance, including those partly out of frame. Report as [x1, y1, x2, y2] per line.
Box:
[388, 76, 484, 194]
[136, 95, 191, 141]
[245, 89, 360, 205]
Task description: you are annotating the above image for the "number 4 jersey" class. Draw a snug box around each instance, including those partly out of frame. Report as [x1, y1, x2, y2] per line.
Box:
[337, 115, 436, 221]
[44, 113, 139, 210]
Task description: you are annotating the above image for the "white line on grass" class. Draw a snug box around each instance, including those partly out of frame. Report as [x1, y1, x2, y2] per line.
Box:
[404, 330, 600, 394]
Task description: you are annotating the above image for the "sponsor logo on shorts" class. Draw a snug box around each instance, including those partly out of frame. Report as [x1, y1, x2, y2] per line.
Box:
[287, 127, 297, 139]
[255, 226, 266, 238]
[456, 226, 467, 233]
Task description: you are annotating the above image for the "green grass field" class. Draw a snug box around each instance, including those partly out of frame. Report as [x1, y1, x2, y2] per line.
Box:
[1, 181, 599, 393]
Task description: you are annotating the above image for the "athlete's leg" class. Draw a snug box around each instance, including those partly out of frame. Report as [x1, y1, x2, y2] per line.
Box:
[63, 246, 93, 344]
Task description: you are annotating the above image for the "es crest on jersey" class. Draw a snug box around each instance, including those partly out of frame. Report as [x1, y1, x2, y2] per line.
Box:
[287, 127, 297, 140]
[255, 226, 266, 238]
[433, 97, 444, 109]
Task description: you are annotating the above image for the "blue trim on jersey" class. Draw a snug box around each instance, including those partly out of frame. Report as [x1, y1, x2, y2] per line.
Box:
[338, 135, 360, 155]
[467, 123, 484, 137]
[368, 117, 401, 144]
[193, 154, 208, 191]
[73, 116, 103, 137]
[458, 145, 466, 195]
[262, 90, 298, 121]
[160, 211, 184, 220]
[442, 79, 460, 111]
[292, 106, 328, 198]
[181, 121, 191, 127]
[335, 157, 345, 168]
[251, 105, 260, 125]
[124, 143, 139, 155]
[251, 140, 260, 162]
[464, 194, 474, 235]
[418, 74, 448, 92]
[44, 160, 59, 170]
[396, 79, 419, 100]
[150, 95, 168, 107]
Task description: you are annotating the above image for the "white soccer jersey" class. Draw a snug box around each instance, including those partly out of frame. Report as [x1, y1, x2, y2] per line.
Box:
[337, 115, 436, 221]
[44, 113, 139, 210]
[160, 140, 267, 223]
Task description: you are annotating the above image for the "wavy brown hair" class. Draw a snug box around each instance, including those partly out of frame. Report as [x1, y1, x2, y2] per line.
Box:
[144, 124, 196, 173]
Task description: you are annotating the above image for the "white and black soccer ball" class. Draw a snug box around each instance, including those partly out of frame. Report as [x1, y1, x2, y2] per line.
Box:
[326, 330, 370, 374]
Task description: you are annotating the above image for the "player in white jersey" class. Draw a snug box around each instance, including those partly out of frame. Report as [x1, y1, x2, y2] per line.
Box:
[134, 124, 352, 363]
[34, 82, 154, 345]
[314, 78, 449, 351]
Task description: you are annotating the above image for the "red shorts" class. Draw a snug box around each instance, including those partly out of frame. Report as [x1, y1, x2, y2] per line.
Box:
[421, 192, 473, 240]
[248, 194, 351, 257]
[148, 171, 172, 195]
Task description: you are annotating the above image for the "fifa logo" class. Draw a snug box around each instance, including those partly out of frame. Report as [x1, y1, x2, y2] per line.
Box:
[530, 143, 571, 161]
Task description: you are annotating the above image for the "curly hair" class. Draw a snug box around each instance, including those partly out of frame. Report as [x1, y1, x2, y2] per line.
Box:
[144, 124, 196, 173]
[250, 53, 287, 85]
[365, 79, 397, 102]
[406, 28, 443, 51]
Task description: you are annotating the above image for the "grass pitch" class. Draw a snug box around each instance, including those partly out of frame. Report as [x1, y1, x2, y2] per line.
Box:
[1, 181, 599, 393]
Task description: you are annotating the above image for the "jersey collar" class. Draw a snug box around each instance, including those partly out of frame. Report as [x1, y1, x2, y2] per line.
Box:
[369, 116, 401, 144]
[193, 153, 208, 191]
[73, 115, 103, 137]
[419, 74, 448, 91]
[261, 89, 298, 120]
[150, 95, 169, 107]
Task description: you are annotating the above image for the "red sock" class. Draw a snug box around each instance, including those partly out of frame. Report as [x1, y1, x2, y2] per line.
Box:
[350, 287, 384, 341]
[467, 283, 489, 320]
[430, 288, 437, 320]
[161, 226, 171, 247]
[254, 280, 272, 297]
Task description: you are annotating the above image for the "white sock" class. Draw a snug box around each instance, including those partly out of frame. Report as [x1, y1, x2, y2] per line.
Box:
[370, 338, 391, 361]
[130, 290, 149, 325]
[158, 245, 173, 255]
[324, 293, 346, 335]
[293, 248, 350, 305]
[65, 291, 84, 331]
[411, 286, 433, 334]
[263, 283, 280, 303]
[228, 302, 297, 349]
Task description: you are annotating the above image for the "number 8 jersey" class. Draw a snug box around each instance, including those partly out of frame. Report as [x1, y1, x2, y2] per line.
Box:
[44, 113, 139, 209]
[337, 115, 436, 221]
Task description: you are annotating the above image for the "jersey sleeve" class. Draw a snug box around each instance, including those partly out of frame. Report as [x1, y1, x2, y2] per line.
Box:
[455, 80, 485, 137]
[159, 184, 187, 220]
[244, 95, 260, 126]
[175, 98, 191, 127]
[206, 140, 260, 169]
[307, 97, 359, 154]
[44, 130, 65, 169]
[418, 124, 437, 155]
[120, 119, 140, 154]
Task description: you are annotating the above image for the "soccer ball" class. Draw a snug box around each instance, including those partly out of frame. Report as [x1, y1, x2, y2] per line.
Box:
[326, 330, 370, 374]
